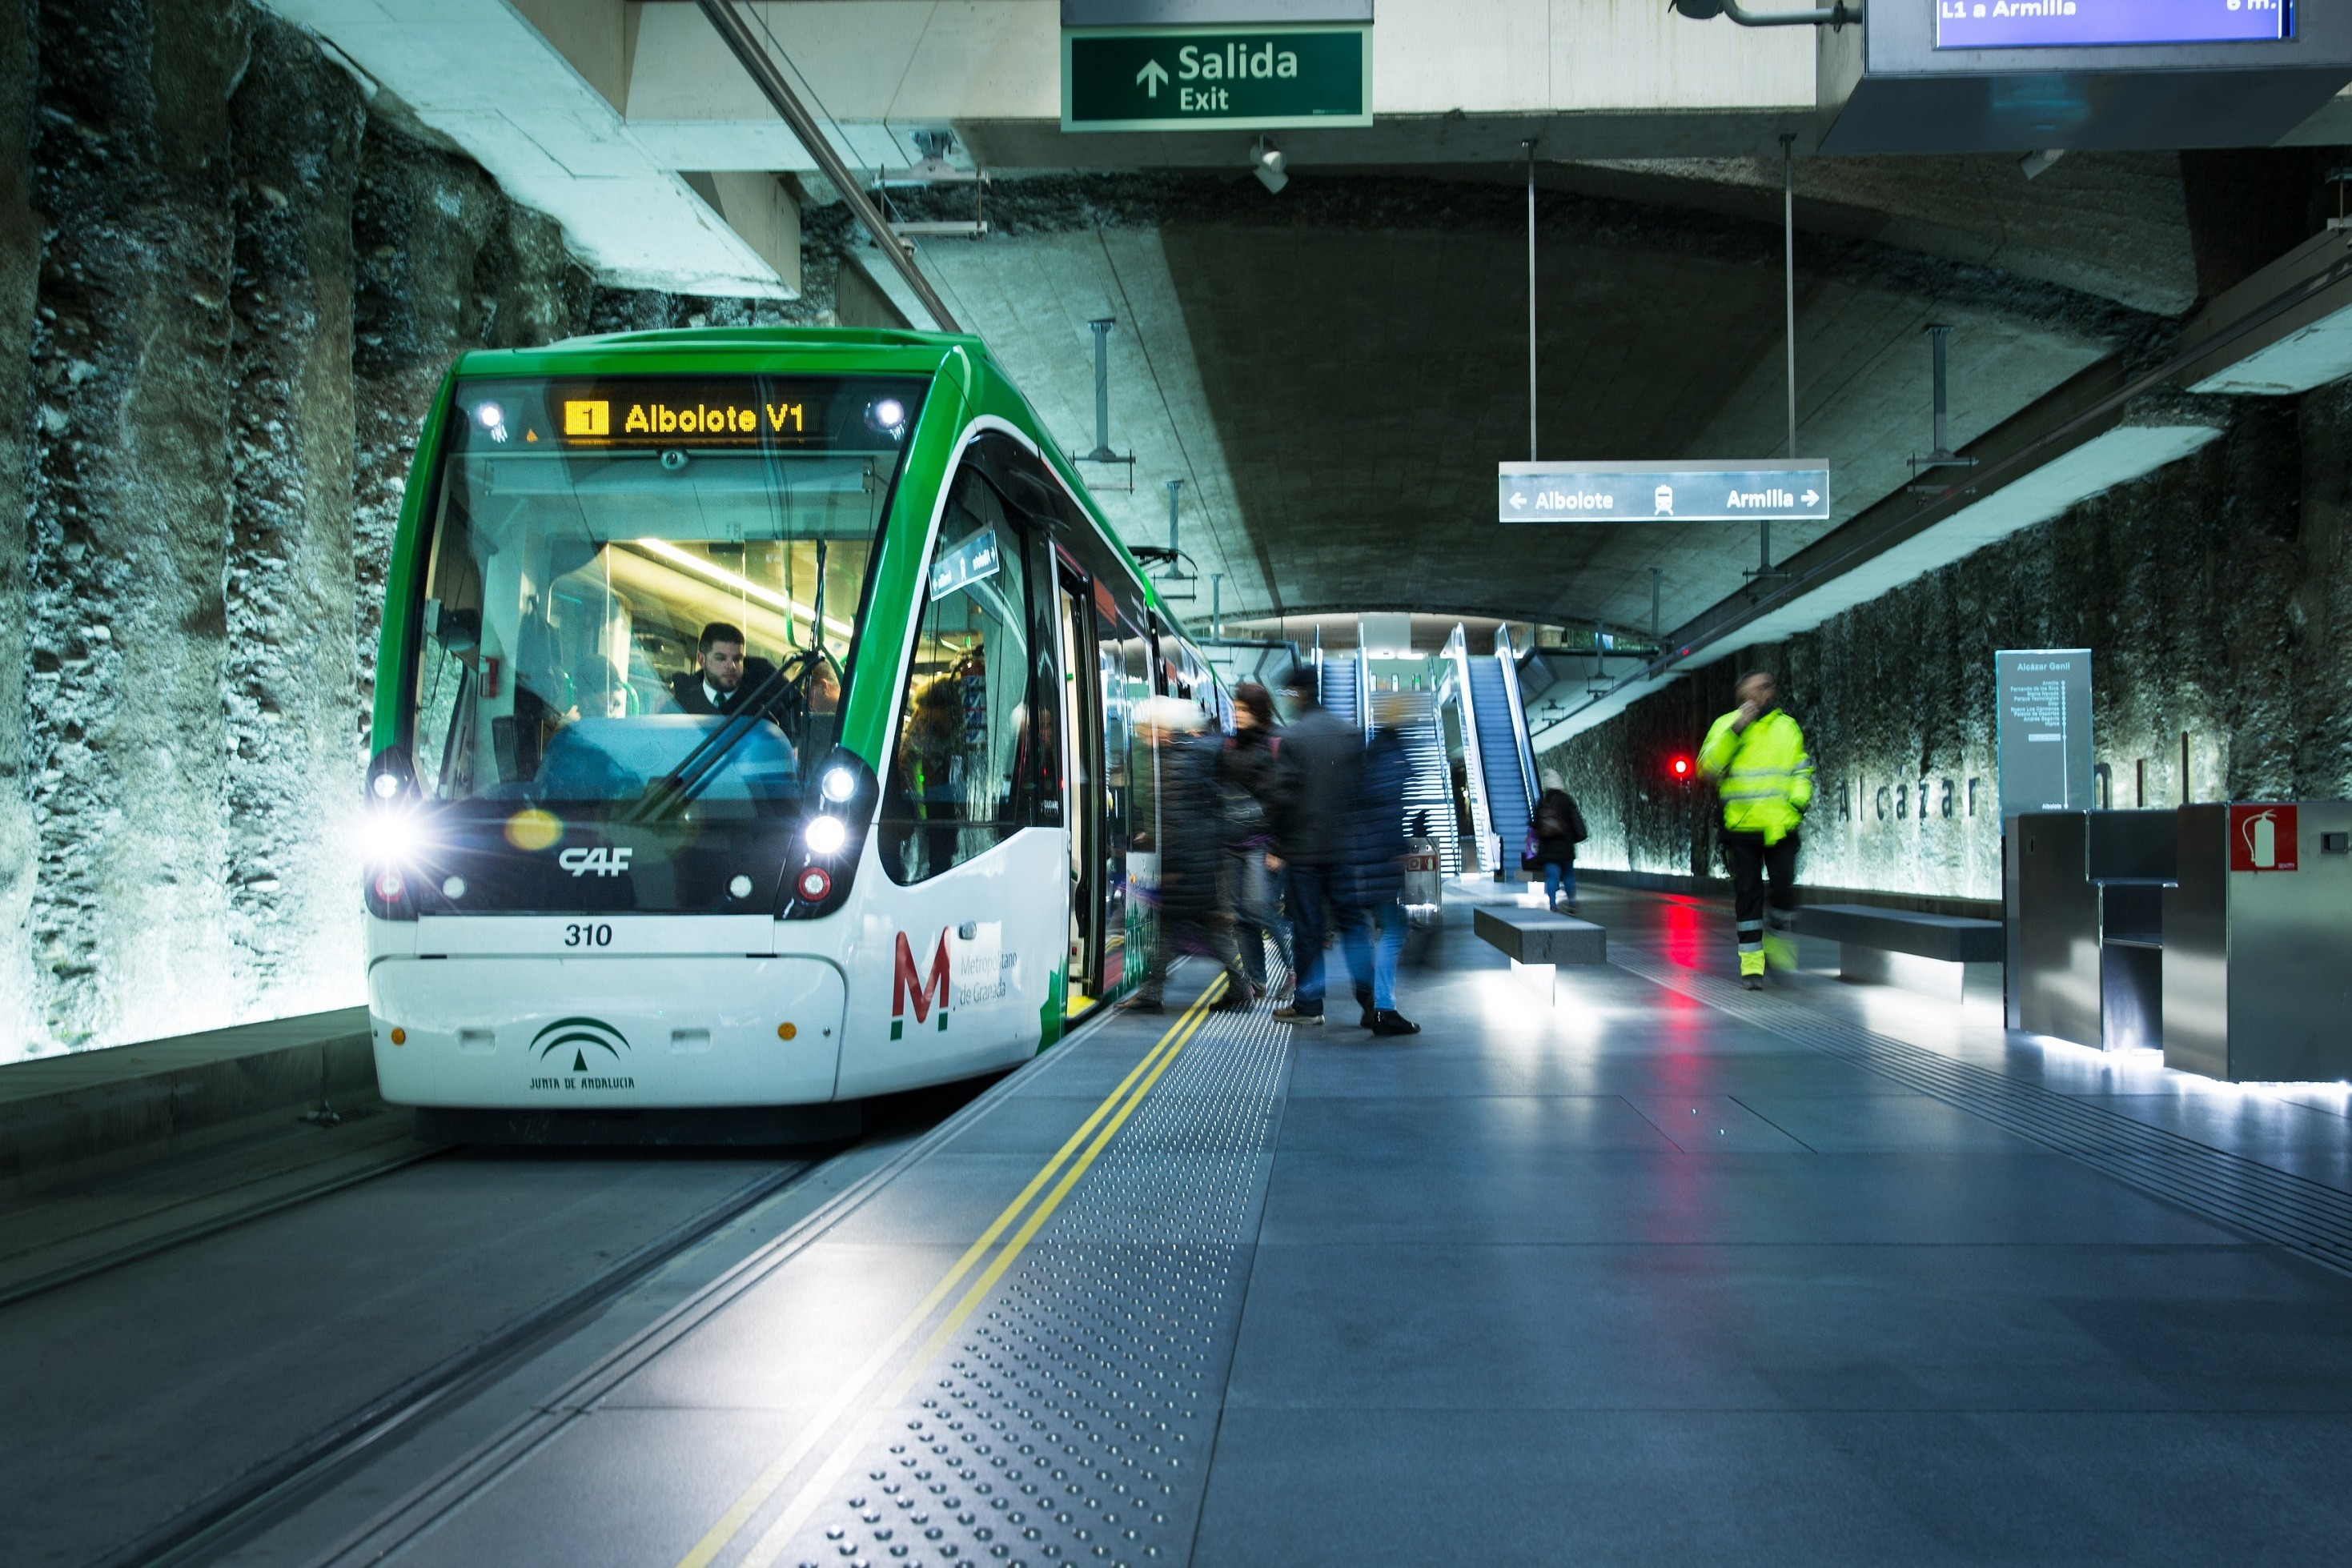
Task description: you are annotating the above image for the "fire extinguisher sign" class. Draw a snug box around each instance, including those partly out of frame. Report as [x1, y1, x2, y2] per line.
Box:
[2229, 804, 2299, 872]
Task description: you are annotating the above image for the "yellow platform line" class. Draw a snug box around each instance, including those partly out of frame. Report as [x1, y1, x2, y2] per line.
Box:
[735, 980, 1223, 1566]
[672, 975, 1227, 1568]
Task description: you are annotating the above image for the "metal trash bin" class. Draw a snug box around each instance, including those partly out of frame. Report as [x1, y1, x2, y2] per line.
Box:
[2014, 809, 2175, 1049]
[2164, 801, 2352, 1082]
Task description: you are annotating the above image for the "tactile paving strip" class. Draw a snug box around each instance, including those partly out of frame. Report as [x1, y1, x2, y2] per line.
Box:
[781, 990, 1290, 1568]
[1613, 949, 2352, 1277]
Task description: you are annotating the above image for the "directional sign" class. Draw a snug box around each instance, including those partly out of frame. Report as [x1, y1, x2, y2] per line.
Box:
[1497, 461, 1832, 523]
[1062, 26, 1371, 131]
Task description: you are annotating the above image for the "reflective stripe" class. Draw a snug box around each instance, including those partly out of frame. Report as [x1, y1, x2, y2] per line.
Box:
[1736, 920, 1764, 933]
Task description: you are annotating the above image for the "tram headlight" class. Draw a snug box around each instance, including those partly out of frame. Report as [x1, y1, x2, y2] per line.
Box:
[783, 746, 876, 920]
[805, 814, 848, 856]
[358, 805, 427, 868]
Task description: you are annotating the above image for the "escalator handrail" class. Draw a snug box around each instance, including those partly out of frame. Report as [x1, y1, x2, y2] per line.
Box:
[1494, 626, 1542, 815]
[1447, 624, 1497, 872]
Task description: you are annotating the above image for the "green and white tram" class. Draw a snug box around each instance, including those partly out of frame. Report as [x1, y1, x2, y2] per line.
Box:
[359, 327, 1219, 1136]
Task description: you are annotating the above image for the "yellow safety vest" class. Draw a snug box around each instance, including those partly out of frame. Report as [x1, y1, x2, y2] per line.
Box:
[1699, 708, 1813, 844]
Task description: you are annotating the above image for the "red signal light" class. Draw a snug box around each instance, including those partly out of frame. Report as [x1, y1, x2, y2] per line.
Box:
[1670, 755, 1692, 779]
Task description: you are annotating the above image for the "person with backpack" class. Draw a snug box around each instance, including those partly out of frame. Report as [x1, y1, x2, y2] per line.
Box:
[1525, 772, 1588, 913]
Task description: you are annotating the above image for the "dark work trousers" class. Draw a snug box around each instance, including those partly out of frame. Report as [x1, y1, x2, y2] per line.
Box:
[1283, 864, 1334, 1013]
[1721, 829, 1800, 968]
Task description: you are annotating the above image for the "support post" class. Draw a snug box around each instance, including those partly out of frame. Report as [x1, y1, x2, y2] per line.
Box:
[1782, 133, 1796, 461]
[1525, 138, 1538, 463]
[1086, 319, 1114, 461]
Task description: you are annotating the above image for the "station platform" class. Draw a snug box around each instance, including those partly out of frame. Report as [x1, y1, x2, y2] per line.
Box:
[315, 884, 2352, 1566]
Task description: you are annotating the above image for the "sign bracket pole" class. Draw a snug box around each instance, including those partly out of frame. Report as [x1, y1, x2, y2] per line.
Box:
[1526, 137, 1538, 464]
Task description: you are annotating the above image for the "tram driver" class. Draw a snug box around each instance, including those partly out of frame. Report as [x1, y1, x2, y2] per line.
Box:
[670, 622, 778, 716]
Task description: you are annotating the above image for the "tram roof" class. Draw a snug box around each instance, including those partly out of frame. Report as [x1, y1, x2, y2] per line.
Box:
[446, 326, 989, 381]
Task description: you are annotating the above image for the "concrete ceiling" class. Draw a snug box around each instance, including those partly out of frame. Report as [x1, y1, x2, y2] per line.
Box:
[887, 173, 2142, 640]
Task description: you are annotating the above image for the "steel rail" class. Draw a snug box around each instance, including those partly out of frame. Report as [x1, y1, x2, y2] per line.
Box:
[105, 1159, 818, 1568]
[0, 1141, 444, 1313]
[692, 0, 964, 333]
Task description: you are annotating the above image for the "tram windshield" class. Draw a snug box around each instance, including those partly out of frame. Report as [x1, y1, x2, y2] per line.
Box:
[406, 375, 924, 814]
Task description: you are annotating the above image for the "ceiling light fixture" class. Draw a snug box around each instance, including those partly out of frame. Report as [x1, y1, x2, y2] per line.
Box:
[1252, 136, 1288, 194]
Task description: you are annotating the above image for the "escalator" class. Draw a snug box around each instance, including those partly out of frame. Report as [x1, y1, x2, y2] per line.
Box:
[1399, 700, 1462, 872]
[1450, 625, 1538, 877]
[1318, 650, 1361, 731]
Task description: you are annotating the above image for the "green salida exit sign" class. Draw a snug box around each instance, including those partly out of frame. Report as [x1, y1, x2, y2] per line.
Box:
[1062, 26, 1371, 132]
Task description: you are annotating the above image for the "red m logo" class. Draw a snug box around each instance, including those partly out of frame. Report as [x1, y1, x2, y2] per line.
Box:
[893, 929, 952, 1025]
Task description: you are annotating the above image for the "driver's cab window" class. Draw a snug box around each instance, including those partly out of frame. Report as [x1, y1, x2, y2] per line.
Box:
[879, 462, 1034, 882]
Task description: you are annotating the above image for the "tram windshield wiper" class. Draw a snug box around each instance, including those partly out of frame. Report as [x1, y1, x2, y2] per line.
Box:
[628, 652, 827, 822]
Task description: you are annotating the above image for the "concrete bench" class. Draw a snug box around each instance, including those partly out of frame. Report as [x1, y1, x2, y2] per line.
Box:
[1475, 905, 1605, 1001]
[1797, 903, 2002, 1001]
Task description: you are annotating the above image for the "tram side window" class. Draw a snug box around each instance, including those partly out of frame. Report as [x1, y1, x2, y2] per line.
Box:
[879, 465, 1034, 883]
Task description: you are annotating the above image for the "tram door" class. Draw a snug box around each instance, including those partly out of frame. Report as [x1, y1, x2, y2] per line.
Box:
[1057, 569, 1104, 1009]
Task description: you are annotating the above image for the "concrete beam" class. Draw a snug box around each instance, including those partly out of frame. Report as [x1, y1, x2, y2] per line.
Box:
[265, 0, 793, 296]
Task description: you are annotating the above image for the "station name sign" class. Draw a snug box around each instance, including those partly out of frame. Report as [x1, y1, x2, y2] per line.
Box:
[1498, 461, 1831, 523]
[1062, 26, 1371, 130]
[1935, 0, 2287, 50]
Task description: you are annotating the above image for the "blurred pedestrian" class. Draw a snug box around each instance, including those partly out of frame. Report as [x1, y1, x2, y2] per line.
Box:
[1124, 696, 1253, 1013]
[1698, 669, 1812, 989]
[1526, 771, 1587, 913]
[1328, 690, 1419, 1036]
[1265, 665, 1359, 1025]
[1219, 682, 1293, 994]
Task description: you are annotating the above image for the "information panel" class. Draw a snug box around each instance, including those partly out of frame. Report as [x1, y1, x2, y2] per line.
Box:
[1498, 461, 1829, 523]
[1936, 0, 2288, 50]
[1996, 648, 2093, 818]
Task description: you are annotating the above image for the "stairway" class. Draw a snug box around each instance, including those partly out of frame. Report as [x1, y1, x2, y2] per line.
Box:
[1467, 657, 1530, 870]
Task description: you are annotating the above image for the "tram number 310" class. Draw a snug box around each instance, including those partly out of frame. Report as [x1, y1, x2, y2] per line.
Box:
[564, 923, 615, 948]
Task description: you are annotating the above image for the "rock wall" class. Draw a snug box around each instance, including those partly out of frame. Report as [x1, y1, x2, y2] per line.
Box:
[1542, 392, 2329, 904]
[0, 2, 852, 1060]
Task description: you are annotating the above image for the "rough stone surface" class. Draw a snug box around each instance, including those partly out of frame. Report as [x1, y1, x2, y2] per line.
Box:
[0, 5, 888, 1061]
[1543, 395, 2321, 903]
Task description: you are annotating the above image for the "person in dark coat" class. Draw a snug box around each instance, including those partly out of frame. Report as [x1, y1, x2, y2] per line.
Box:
[1218, 683, 1291, 991]
[1527, 770, 1588, 912]
[1126, 698, 1252, 1013]
[1327, 691, 1419, 1035]
[669, 622, 778, 716]
[1265, 666, 1362, 1024]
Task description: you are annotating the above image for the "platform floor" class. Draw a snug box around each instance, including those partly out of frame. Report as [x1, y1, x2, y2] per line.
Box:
[310, 884, 2352, 1566]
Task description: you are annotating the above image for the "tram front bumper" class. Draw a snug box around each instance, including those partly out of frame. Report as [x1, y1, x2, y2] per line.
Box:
[368, 955, 845, 1107]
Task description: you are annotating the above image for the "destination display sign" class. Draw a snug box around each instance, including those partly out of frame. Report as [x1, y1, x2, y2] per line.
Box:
[1062, 26, 1371, 131]
[1935, 0, 2288, 50]
[448, 377, 927, 454]
[1497, 461, 1831, 523]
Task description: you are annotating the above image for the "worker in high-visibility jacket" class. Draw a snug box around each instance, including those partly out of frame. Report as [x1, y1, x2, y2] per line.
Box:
[1698, 670, 1814, 989]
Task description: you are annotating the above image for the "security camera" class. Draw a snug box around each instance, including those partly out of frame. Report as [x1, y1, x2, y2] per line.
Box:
[1252, 136, 1287, 194]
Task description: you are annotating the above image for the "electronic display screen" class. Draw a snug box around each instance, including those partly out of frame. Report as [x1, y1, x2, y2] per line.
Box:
[1936, 0, 2290, 49]
[448, 377, 925, 455]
